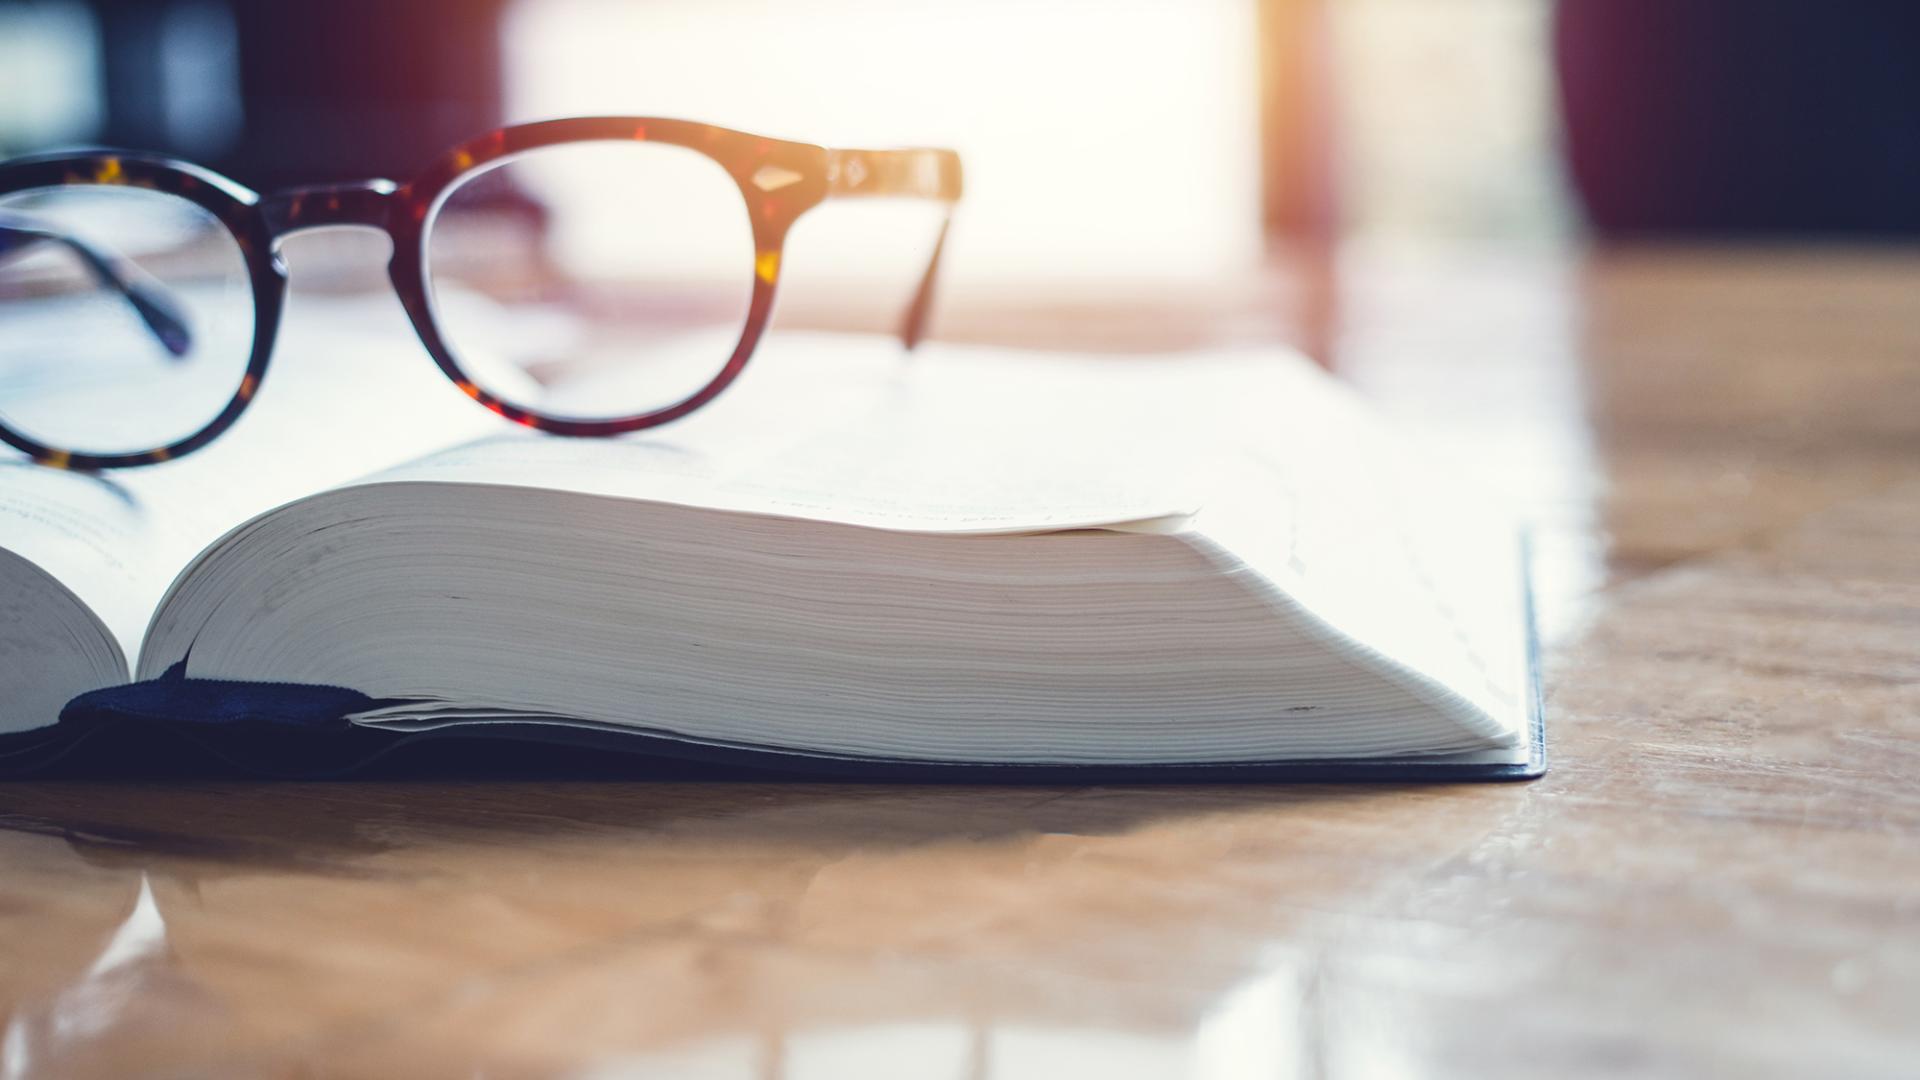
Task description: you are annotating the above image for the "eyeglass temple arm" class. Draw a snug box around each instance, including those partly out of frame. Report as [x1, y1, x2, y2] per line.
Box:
[0, 210, 194, 358]
[826, 148, 962, 351]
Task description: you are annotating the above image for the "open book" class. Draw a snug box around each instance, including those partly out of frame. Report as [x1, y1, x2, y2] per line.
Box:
[0, 307, 1543, 779]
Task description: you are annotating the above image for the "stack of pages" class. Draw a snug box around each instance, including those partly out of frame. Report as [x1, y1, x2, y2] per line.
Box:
[0, 313, 1543, 778]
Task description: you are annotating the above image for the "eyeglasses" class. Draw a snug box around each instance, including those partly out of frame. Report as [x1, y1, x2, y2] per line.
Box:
[0, 118, 962, 469]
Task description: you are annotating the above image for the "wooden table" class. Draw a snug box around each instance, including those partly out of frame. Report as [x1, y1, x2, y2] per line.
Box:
[3, 246, 1917, 1078]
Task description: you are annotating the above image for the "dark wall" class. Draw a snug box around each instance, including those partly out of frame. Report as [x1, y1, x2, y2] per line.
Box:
[88, 0, 509, 187]
[1557, 0, 1920, 237]
[65, 0, 1920, 237]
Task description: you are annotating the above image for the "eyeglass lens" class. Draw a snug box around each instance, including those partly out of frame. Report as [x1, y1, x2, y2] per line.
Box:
[0, 184, 253, 456]
[425, 140, 758, 421]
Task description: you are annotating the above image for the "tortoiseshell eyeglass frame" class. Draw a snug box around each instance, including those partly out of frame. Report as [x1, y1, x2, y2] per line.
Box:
[0, 117, 964, 470]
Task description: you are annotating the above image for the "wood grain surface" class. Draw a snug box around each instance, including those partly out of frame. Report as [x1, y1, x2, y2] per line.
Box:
[2, 246, 1917, 1078]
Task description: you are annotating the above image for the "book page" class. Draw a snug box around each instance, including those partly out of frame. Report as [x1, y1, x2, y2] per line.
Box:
[896, 341, 1527, 733]
[6, 305, 1522, 744]
[0, 465, 186, 667]
[0, 292, 496, 660]
[1188, 377, 1529, 737]
[350, 333, 1525, 733]
[369, 335, 1202, 535]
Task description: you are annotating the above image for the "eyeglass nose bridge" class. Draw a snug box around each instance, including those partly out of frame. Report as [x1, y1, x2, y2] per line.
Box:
[262, 180, 399, 240]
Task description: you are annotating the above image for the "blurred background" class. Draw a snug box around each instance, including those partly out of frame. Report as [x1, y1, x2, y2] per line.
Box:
[1, 0, 1917, 356]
